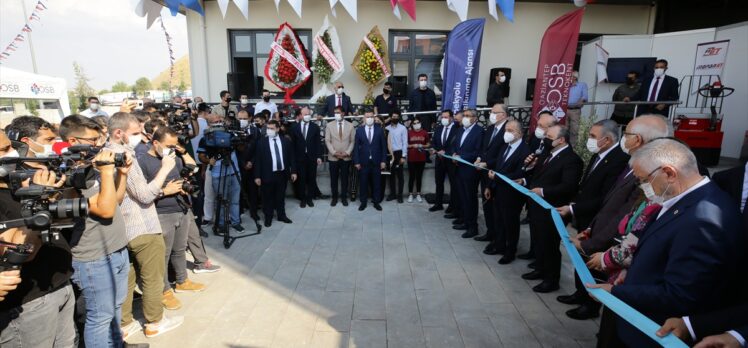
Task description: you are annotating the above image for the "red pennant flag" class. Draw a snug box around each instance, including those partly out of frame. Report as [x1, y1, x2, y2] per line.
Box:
[14, 35, 25, 42]
[22, 24, 32, 32]
[36, 1, 47, 10]
[530, 8, 584, 130]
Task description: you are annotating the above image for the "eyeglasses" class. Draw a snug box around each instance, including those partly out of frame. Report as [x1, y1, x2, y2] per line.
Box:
[635, 167, 662, 186]
[74, 135, 105, 145]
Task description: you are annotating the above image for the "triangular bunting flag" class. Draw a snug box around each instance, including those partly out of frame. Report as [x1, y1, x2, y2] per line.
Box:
[287, 0, 302, 18]
[338, 0, 357, 21]
[487, 0, 498, 21]
[234, 0, 249, 20]
[216, 0, 230, 17]
[446, 0, 469, 21]
[496, 0, 514, 22]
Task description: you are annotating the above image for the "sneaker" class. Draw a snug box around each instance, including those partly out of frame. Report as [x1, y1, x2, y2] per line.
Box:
[121, 321, 142, 341]
[161, 290, 182, 310]
[407, 194, 414, 203]
[144, 315, 184, 338]
[192, 261, 221, 274]
[175, 279, 206, 293]
[232, 224, 245, 233]
[416, 195, 423, 203]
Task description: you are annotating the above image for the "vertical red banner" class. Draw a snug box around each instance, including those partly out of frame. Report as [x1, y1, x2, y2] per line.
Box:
[530, 8, 585, 130]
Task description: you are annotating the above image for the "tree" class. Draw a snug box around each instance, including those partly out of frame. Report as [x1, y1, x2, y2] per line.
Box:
[98, 89, 110, 95]
[159, 81, 170, 91]
[111, 81, 130, 93]
[133, 77, 152, 97]
[72, 61, 95, 111]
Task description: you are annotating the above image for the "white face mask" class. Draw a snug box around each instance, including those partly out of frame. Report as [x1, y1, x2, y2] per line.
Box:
[161, 147, 173, 157]
[503, 132, 516, 143]
[334, 113, 342, 121]
[337, 87, 344, 95]
[29, 139, 54, 157]
[365, 117, 375, 126]
[303, 115, 312, 122]
[0, 149, 19, 177]
[441, 118, 450, 127]
[239, 119, 249, 128]
[489, 113, 498, 124]
[240, 98, 249, 105]
[461, 117, 472, 128]
[266, 129, 277, 138]
[413, 123, 422, 130]
[586, 138, 600, 154]
[640, 171, 669, 205]
[90, 103, 100, 111]
[534, 128, 546, 139]
[654, 68, 665, 77]
[499, 76, 506, 83]
[127, 134, 142, 149]
[419, 80, 427, 89]
[620, 136, 630, 155]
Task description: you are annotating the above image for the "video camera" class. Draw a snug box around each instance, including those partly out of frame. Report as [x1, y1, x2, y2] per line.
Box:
[167, 110, 193, 145]
[180, 163, 200, 198]
[203, 123, 248, 150]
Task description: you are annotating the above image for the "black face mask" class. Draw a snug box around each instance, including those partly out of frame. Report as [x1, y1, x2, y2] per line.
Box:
[225, 97, 232, 103]
[383, 88, 390, 95]
[263, 96, 270, 102]
[541, 137, 553, 151]
[627, 78, 636, 85]
[391, 118, 399, 124]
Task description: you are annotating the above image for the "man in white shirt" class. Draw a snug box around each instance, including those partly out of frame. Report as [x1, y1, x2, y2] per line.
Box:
[80, 97, 109, 118]
[385, 111, 408, 203]
[254, 89, 279, 119]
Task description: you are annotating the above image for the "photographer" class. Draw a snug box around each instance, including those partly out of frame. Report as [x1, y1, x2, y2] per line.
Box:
[138, 127, 206, 312]
[237, 110, 261, 221]
[57, 115, 132, 346]
[6, 116, 58, 163]
[107, 112, 184, 338]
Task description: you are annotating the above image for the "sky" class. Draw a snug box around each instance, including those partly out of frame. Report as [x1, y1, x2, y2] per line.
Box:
[0, 0, 189, 91]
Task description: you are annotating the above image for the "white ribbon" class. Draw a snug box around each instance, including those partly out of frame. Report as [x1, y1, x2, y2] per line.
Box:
[271, 41, 311, 79]
[363, 36, 391, 78]
[315, 36, 342, 72]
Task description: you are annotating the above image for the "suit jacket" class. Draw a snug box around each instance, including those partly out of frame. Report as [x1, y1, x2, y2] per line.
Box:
[453, 125, 485, 177]
[432, 122, 459, 154]
[490, 142, 531, 196]
[325, 93, 353, 117]
[634, 75, 679, 116]
[526, 146, 584, 207]
[481, 122, 507, 172]
[581, 166, 641, 255]
[352, 125, 387, 165]
[712, 165, 745, 207]
[324, 120, 355, 162]
[289, 121, 322, 163]
[571, 146, 629, 230]
[211, 104, 239, 118]
[407, 88, 437, 112]
[612, 182, 745, 348]
[689, 303, 748, 342]
[237, 126, 261, 170]
[253, 135, 296, 182]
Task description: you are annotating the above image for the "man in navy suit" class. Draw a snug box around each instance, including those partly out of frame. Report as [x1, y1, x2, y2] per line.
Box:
[353, 110, 387, 211]
[429, 110, 458, 212]
[635, 59, 680, 116]
[588, 139, 745, 348]
[325, 81, 353, 117]
[452, 109, 485, 238]
[487, 119, 531, 264]
[474, 104, 509, 250]
[290, 106, 322, 208]
[254, 120, 297, 228]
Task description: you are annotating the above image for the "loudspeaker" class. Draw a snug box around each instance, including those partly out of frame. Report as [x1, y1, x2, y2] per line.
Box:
[526, 78, 536, 101]
[227, 72, 252, 98]
[392, 76, 408, 98]
[489, 67, 512, 97]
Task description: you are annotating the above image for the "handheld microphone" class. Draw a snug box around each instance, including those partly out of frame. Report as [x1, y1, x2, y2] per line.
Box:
[522, 142, 545, 171]
[52, 141, 71, 155]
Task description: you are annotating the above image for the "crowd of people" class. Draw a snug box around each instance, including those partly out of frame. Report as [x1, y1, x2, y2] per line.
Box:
[0, 57, 746, 348]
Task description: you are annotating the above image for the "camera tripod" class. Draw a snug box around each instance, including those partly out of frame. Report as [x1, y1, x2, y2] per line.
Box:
[212, 149, 261, 249]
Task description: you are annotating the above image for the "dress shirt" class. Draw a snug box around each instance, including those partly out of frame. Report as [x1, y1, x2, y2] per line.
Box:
[269, 136, 284, 171]
[80, 109, 109, 118]
[386, 124, 408, 157]
[728, 330, 746, 347]
[590, 144, 617, 171]
[569, 82, 589, 105]
[254, 101, 278, 115]
[460, 124, 476, 147]
[742, 161, 748, 211]
[503, 139, 521, 161]
[537, 144, 568, 197]
[656, 177, 710, 219]
[647, 76, 665, 102]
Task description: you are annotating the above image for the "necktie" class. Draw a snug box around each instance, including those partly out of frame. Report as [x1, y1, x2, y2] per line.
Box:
[442, 126, 448, 146]
[273, 138, 283, 171]
[303, 123, 307, 139]
[337, 95, 342, 107]
[649, 77, 660, 102]
[590, 154, 601, 172]
[338, 122, 343, 138]
[502, 145, 511, 163]
[367, 127, 372, 143]
[490, 126, 499, 143]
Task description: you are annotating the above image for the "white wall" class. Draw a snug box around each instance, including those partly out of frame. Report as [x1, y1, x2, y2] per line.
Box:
[186, 1, 652, 106]
[715, 23, 748, 159]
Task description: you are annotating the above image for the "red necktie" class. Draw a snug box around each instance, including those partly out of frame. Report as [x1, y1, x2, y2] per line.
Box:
[337, 95, 341, 107]
[648, 77, 660, 102]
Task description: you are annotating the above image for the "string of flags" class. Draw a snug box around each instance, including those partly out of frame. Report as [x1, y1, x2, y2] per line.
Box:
[159, 17, 177, 89]
[0, 0, 47, 64]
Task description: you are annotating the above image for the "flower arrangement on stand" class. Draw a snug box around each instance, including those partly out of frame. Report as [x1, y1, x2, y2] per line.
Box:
[352, 26, 391, 105]
[309, 16, 344, 104]
[264, 22, 311, 104]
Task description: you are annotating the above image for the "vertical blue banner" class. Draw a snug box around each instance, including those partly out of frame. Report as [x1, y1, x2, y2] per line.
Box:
[441, 18, 486, 113]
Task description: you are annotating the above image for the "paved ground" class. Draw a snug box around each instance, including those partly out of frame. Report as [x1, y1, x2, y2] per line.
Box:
[126, 171, 601, 347]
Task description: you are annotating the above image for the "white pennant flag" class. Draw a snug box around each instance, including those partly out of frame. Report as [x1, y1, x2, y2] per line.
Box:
[596, 43, 610, 84]
[329, 0, 357, 21]
[287, 0, 303, 17]
[234, 0, 249, 20]
[392, 5, 402, 20]
[446, 0, 469, 21]
[133, 0, 163, 29]
[273, 0, 281, 13]
[329, 0, 337, 17]
[487, 0, 498, 21]
[217, 0, 230, 17]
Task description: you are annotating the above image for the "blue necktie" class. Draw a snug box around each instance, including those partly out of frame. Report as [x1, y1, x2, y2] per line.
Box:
[273, 138, 283, 171]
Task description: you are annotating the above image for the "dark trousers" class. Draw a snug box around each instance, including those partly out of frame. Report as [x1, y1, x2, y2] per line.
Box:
[597, 307, 627, 348]
[573, 269, 605, 308]
[481, 176, 497, 239]
[329, 160, 350, 200]
[358, 160, 382, 204]
[241, 169, 259, 219]
[297, 157, 318, 203]
[407, 161, 425, 193]
[388, 150, 404, 198]
[456, 168, 479, 231]
[447, 161, 460, 216]
[434, 157, 448, 205]
[528, 201, 561, 283]
[494, 193, 524, 256]
[261, 172, 289, 222]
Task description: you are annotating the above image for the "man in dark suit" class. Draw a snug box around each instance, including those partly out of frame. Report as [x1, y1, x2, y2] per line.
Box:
[290, 106, 322, 208]
[474, 104, 508, 251]
[487, 119, 531, 264]
[520, 125, 583, 293]
[325, 81, 353, 117]
[237, 110, 262, 221]
[353, 110, 387, 211]
[254, 120, 297, 228]
[554, 119, 629, 319]
[429, 110, 458, 212]
[588, 139, 745, 348]
[451, 109, 485, 238]
[407, 74, 437, 131]
[635, 59, 680, 116]
[444, 111, 464, 222]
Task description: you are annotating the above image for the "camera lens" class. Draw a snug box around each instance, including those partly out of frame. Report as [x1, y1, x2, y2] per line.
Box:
[48, 198, 89, 219]
[113, 153, 126, 167]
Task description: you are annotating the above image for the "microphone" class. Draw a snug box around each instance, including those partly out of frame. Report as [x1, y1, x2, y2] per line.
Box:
[52, 141, 71, 155]
[522, 143, 545, 171]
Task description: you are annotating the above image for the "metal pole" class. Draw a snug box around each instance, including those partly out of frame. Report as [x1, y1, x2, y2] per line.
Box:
[21, 0, 38, 74]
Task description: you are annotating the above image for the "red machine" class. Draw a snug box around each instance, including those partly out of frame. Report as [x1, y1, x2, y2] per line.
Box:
[674, 80, 734, 166]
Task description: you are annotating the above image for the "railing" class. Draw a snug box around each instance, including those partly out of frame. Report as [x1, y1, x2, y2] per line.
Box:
[579, 100, 683, 121]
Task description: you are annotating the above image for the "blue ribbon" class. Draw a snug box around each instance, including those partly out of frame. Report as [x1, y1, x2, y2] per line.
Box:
[440, 153, 687, 347]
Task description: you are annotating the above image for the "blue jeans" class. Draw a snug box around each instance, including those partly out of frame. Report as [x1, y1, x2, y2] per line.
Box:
[213, 174, 240, 226]
[71, 248, 129, 348]
[0, 284, 77, 348]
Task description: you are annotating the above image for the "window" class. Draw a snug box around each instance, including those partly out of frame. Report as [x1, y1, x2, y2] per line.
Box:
[229, 30, 313, 99]
[388, 31, 448, 99]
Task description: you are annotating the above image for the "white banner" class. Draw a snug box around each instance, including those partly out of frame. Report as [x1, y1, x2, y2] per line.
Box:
[596, 43, 609, 84]
[270, 41, 311, 79]
[693, 40, 729, 77]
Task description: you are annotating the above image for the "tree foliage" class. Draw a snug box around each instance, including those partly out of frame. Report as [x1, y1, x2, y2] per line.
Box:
[111, 81, 131, 93]
[133, 77, 152, 97]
